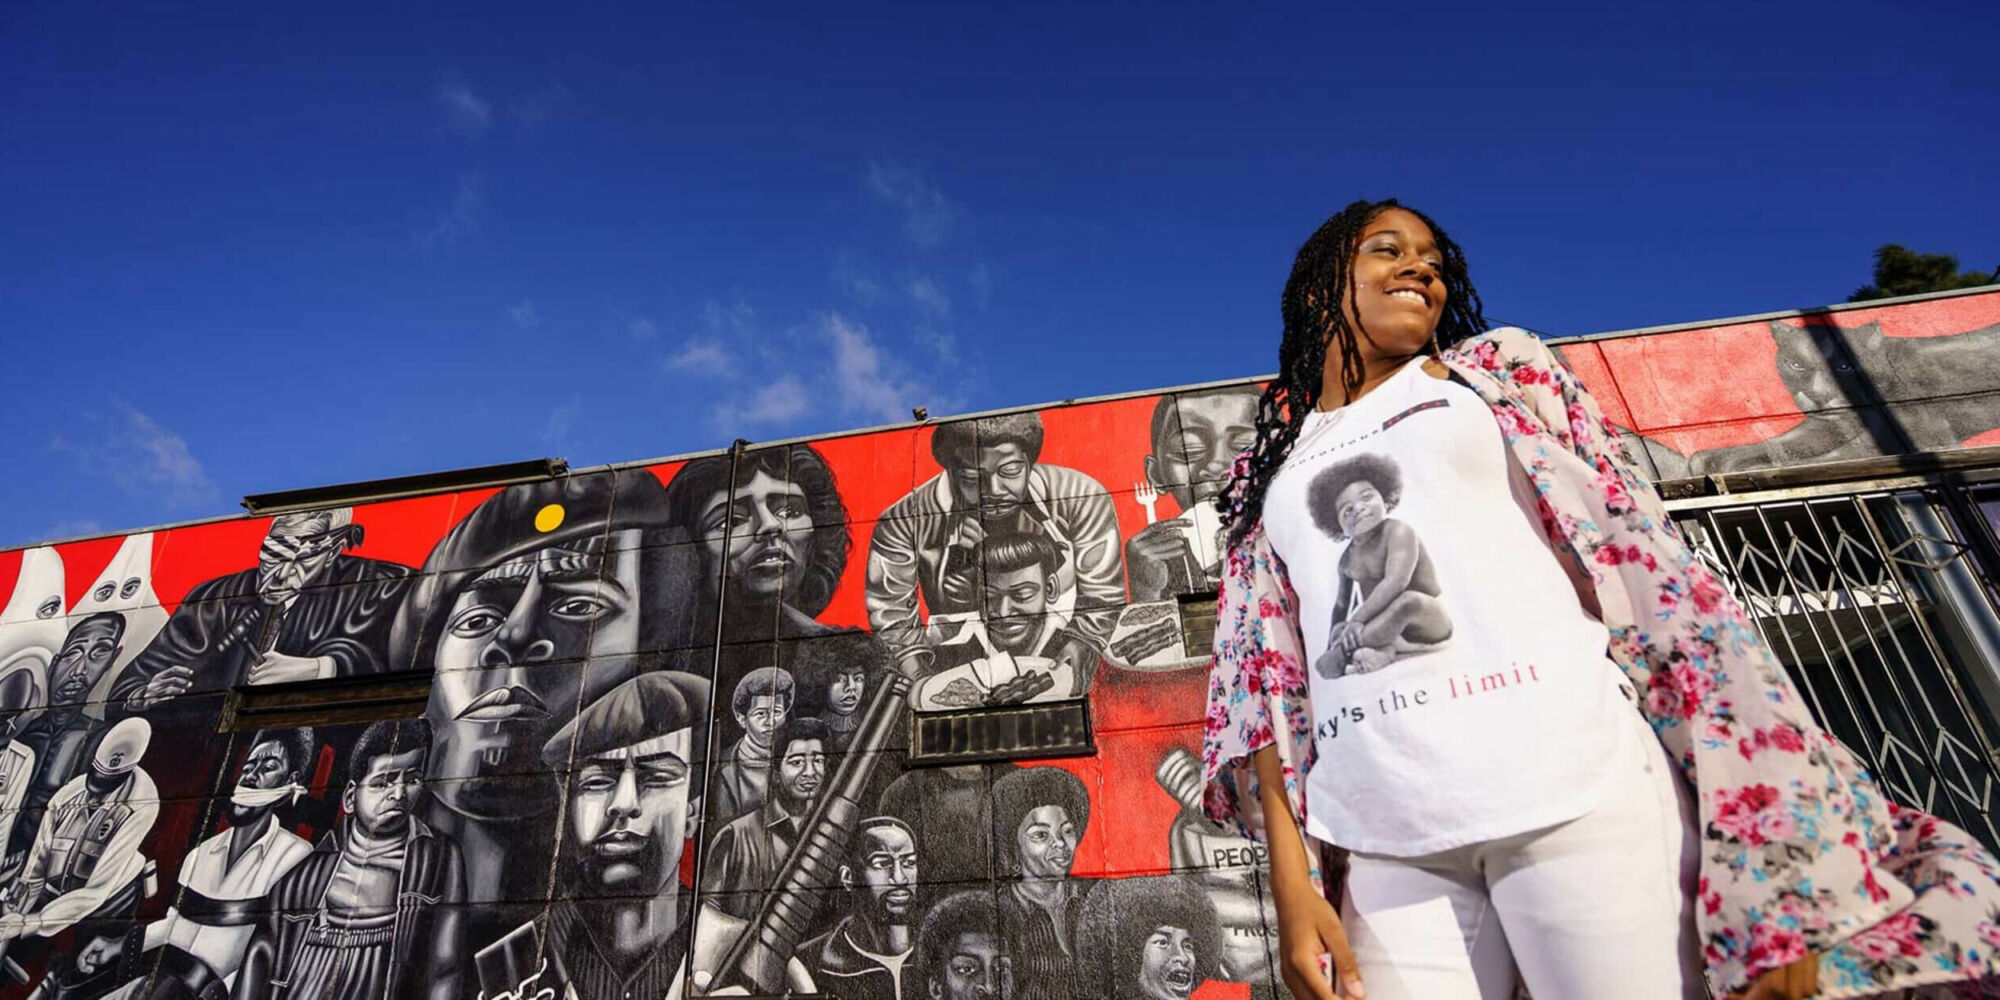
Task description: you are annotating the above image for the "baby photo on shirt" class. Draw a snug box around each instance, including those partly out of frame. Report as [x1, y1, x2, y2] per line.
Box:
[1308, 452, 1454, 679]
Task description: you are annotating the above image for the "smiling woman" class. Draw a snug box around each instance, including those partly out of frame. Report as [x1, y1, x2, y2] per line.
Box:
[1202, 199, 2000, 1000]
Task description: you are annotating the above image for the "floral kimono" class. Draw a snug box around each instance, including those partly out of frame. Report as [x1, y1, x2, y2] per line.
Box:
[1201, 327, 2000, 998]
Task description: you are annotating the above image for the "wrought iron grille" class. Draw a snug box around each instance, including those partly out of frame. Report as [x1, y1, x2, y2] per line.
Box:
[1672, 487, 2000, 854]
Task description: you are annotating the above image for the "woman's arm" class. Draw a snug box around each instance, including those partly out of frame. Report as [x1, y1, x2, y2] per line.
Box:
[1255, 745, 1363, 1000]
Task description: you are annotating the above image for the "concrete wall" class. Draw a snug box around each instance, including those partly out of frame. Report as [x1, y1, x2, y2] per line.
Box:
[0, 286, 1993, 1000]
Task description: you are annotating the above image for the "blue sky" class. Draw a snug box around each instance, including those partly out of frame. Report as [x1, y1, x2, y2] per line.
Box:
[3, 1, 1993, 546]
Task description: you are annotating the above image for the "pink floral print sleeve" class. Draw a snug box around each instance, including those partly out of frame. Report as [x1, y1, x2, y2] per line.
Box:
[1202, 327, 2000, 998]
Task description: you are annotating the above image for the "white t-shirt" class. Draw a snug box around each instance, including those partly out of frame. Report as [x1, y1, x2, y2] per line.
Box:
[1264, 358, 1635, 856]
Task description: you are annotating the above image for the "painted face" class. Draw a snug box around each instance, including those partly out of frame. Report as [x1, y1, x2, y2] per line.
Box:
[775, 737, 826, 808]
[948, 442, 1033, 511]
[229, 738, 298, 822]
[849, 823, 918, 924]
[1342, 208, 1448, 360]
[237, 740, 294, 791]
[699, 470, 814, 604]
[347, 747, 425, 839]
[1334, 481, 1388, 539]
[982, 564, 1053, 656]
[1014, 804, 1077, 880]
[827, 669, 866, 716]
[1153, 393, 1259, 507]
[933, 931, 1009, 1000]
[734, 694, 789, 751]
[568, 735, 693, 894]
[255, 520, 349, 605]
[1137, 926, 1198, 1000]
[50, 617, 122, 705]
[429, 533, 645, 820]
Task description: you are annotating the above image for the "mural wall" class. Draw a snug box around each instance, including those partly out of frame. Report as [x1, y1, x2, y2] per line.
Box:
[0, 286, 1992, 1000]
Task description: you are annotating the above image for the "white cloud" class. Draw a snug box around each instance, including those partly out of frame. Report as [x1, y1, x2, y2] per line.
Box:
[51, 403, 218, 510]
[906, 275, 951, 318]
[821, 313, 933, 424]
[832, 250, 884, 305]
[539, 401, 582, 452]
[666, 338, 735, 376]
[866, 162, 962, 249]
[507, 301, 540, 329]
[436, 75, 493, 137]
[628, 317, 657, 341]
[737, 376, 810, 426]
[414, 172, 482, 248]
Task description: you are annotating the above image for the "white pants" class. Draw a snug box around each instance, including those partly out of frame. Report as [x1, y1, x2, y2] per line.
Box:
[1336, 707, 1705, 1000]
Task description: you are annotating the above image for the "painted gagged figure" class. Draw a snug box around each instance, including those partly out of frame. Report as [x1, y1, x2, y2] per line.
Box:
[235, 719, 464, 1000]
[114, 509, 413, 711]
[389, 471, 700, 930]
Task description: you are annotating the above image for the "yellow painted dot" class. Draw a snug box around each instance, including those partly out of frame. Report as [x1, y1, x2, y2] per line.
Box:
[534, 503, 565, 533]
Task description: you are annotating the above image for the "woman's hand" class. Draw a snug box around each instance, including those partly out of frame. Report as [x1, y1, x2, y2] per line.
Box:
[1728, 954, 1819, 1000]
[1272, 874, 1366, 1000]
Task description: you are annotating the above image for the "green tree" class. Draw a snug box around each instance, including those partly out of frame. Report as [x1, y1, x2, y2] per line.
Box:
[1849, 244, 1995, 301]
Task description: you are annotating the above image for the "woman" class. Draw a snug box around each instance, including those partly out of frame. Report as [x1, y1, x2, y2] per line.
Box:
[991, 766, 1097, 999]
[1200, 199, 2000, 1000]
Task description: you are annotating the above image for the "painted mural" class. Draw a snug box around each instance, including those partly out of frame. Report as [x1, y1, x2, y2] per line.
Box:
[0, 286, 1994, 1000]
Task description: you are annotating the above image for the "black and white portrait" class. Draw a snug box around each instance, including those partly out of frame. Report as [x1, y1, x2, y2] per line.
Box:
[1306, 453, 1451, 679]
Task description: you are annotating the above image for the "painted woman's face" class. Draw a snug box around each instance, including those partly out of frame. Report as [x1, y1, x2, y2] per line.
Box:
[1013, 804, 1078, 879]
[1334, 481, 1388, 539]
[698, 470, 814, 604]
[1137, 925, 1198, 1000]
[1342, 208, 1448, 360]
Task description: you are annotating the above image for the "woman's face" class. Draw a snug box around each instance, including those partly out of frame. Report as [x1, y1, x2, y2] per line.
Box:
[1013, 804, 1078, 879]
[1340, 208, 1448, 359]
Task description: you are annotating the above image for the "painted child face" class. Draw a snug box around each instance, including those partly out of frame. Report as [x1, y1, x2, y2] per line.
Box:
[699, 470, 814, 603]
[1137, 925, 1198, 1000]
[1334, 481, 1388, 538]
[827, 669, 866, 716]
[347, 747, 425, 838]
[933, 931, 1009, 1000]
[736, 693, 789, 750]
[1014, 804, 1078, 879]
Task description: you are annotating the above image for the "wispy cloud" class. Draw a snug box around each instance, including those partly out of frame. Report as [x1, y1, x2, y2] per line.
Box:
[821, 313, 934, 424]
[906, 276, 951, 318]
[539, 401, 583, 453]
[738, 376, 810, 426]
[414, 172, 482, 248]
[866, 162, 962, 249]
[832, 250, 884, 305]
[40, 519, 105, 541]
[507, 301, 541, 329]
[666, 338, 734, 376]
[435, 74, 494, 137]
[51, 403, 218, 510]
[628, 317, 657, 341]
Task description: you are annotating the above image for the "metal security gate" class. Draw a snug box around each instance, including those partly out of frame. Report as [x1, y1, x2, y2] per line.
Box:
[1668, 477, 2000, 854]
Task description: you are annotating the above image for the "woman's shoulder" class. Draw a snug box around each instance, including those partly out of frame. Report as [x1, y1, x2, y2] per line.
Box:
[1443, 326, 1553, 370]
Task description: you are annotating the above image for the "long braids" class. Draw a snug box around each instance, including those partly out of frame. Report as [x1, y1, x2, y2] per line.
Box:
[1217, 198, 1487, 547]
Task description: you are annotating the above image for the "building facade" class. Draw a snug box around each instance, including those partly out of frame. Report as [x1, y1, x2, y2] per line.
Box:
[0, 286, 1994, 1000]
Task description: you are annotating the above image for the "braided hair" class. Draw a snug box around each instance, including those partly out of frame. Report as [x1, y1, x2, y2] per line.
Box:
[1218, 199, 1486, 547]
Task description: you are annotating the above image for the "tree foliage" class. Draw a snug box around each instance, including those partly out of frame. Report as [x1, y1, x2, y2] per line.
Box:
[1849, 244, 1995, 301]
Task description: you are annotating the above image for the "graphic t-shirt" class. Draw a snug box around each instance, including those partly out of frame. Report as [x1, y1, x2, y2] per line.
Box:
[1264, 359, 1635, 855]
